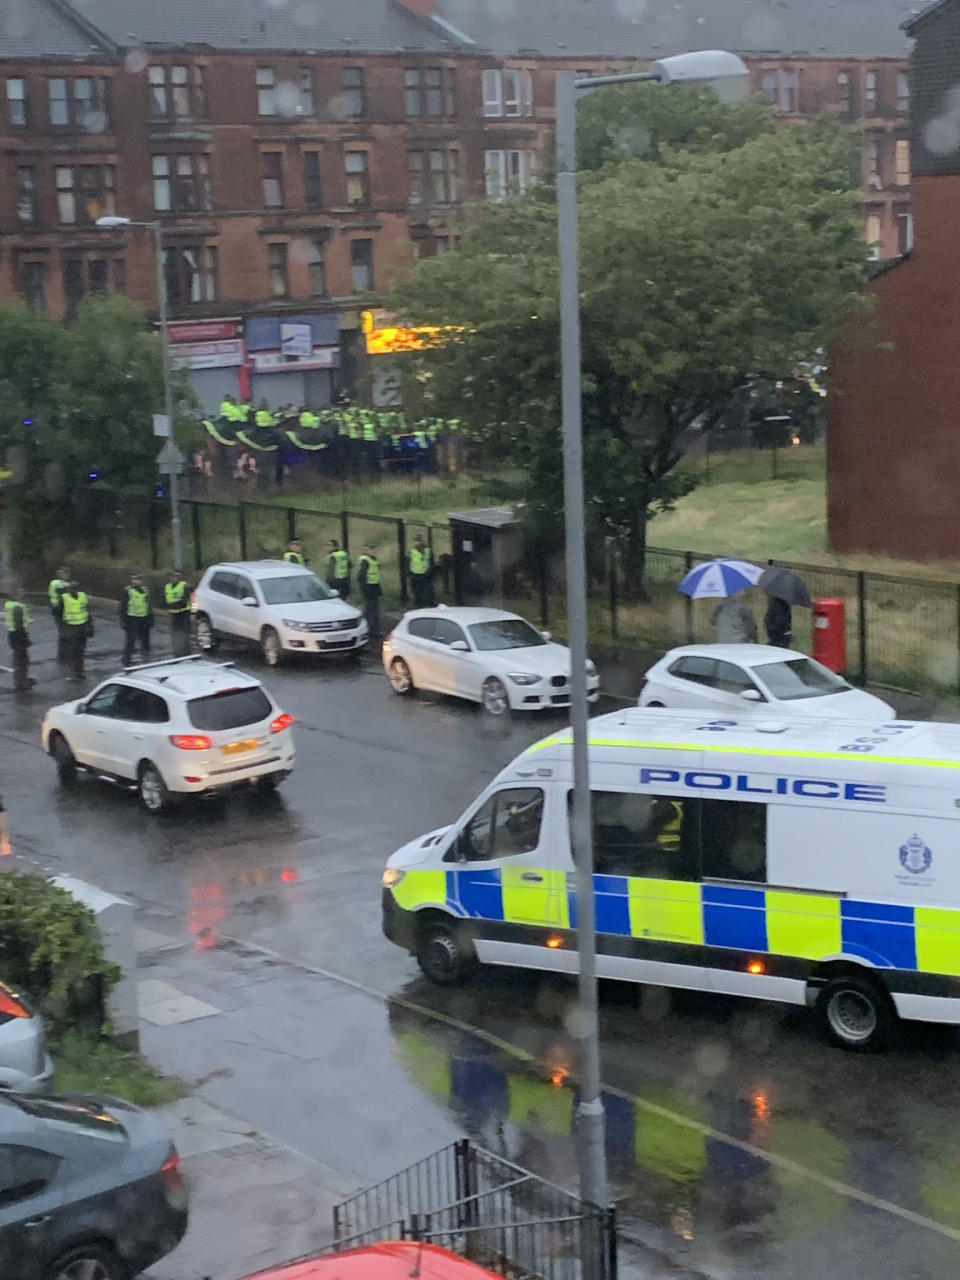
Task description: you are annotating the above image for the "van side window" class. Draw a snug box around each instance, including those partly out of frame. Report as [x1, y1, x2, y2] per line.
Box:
[569, 791, 697, 881]
[447, 787, 544, 862]
[701, 800, 767, 883]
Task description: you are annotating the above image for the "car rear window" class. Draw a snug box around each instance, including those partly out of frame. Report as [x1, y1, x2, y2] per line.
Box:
[188, 686, 272, 731]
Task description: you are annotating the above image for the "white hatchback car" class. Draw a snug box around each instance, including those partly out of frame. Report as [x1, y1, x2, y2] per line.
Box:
[638, 644, 895, 720]
[383, 606, 600, 715]
[192, 560, 368, 666]
[41, 656, 296, 813]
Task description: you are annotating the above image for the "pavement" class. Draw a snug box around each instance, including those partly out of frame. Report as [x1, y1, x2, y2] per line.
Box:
[4, 607, 960, 1280]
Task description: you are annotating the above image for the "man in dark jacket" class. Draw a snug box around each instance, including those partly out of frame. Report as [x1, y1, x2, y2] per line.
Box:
[765, 596, 793, 648]
[120, 573, 154, 666]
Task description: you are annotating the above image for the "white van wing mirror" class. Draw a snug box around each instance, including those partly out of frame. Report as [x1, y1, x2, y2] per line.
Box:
[449, 640, 469, 652]
[739, 687, 763, 702]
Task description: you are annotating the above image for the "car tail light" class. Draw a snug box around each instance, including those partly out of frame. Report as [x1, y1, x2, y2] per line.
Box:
[169, 734, 212, 751]
[161, 1146, 180, 1177]
[0, 989, 31, 1019]
[270, 713, 294, 734]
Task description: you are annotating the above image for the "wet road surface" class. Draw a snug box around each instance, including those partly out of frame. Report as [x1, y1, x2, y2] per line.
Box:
[4, 621, 960, 1279]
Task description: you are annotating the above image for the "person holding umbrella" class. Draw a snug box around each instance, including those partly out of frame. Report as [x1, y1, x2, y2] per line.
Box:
[678, 558, 762, 643]
[759, 561, 812, 649]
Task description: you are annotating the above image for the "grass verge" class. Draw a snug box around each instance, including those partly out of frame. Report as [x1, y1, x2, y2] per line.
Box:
[52, 1032, 188, 1107]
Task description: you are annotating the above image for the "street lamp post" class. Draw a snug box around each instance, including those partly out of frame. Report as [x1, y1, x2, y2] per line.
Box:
[95, 215, 183, 572]
[555, 50, 748, 1213]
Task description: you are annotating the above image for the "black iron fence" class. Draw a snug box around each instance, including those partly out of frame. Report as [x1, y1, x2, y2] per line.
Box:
[45, 491, 960, 698]
[332, 1138, 617, 1280]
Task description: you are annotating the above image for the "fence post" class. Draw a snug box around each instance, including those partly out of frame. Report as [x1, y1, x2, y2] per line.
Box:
[606, 1205, 619, 1280]
[857, 570, 867, 686]
[287, 506, 297, 542]
[538, 544, 549, 628]
[191, 502, 202, 571]
[684, 551, 694, 643]
[340, 509, 349, 551]
[238, 502, 248, 561]
[148, 501, 159, 570]
[397, 518, 409, 605]
[608, 541, 618, 640]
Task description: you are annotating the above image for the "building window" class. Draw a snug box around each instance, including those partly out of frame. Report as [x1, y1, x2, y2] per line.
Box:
[7, 77, 26, 126]
[17, 168, 36, 225]
[865, 213, 882, 261]
[149, 65, 208, 121]
[164, 244, 218, 306]
[49, 76, 111, 128]
[342, 67, 365, 117]
[345, 151, 370, 206]
[88, 258, 109, 294]
[350, 238, 373, 291]
[307, 241, 326, 296]
[484, 149, 536, 201]
[62, 255, 124, 320]
[405, 68, 422, 116]
[262, 152, 285, 208]
[779, 68, 799, 114]
[297, 68, 314, 116]
[867, 139, 881, 185]
[895, 138, 910, 186]
[22, 261, 46, 311]
[63, 258, 85, 320]
[897, 72, 909, 114]
[257, 67, 277, 116]
[760, 70, 778, 105]
[838, 70, 855, 116]
[408, 67, 454, 116]
[152, 156, 171, 210]
[304, 151, 323, 204]
[897, 210, 914, 254]
[482, 67, 532, 117]
[113, 259, 126, 293]
[409, 148, 460, 205]
[57, 167, 114, 225]
[865, 70, 878, 113]
[268, 243, 289, 298]
[435, 234, 450, 254]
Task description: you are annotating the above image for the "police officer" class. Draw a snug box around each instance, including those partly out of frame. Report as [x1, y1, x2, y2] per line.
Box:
[326, 539, 351, 600]
[254, 400, 275, 429]
[408, 534, 435, 608]
[284, 539, 306, 566]
[163, 569, 192, 658]
[3, 585, 34, 692]
[48, 566, 70, 664]
[61, 580, 92, 681]
[357, 544, 382, 640]
[120, 572, 153, 666]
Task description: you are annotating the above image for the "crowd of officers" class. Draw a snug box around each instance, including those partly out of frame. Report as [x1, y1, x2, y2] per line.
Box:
[4, 537, 437, 691]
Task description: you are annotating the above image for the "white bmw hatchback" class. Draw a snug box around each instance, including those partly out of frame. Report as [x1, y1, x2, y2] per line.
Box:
[192, 560, 368, 666]
[383, 606, 600, 715]
[41, 656, 296, 813]
[638, 644, 895, 720]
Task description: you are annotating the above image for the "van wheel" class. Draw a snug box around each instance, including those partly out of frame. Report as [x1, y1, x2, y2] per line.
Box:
[389, 658, 414, 695]
[417, 920, 475, 986]
[261, 627, 282, 667]
[195, 613, 219, 654]
[138, 762, 171, 816]
[816, 975, 895, 1051]
[52, 735, 78, 788]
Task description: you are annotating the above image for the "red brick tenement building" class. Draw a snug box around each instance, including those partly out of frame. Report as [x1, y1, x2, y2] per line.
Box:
[1, 0, 913, 408]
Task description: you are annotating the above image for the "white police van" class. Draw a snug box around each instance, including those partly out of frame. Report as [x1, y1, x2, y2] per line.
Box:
[382, 708, 960, 1050]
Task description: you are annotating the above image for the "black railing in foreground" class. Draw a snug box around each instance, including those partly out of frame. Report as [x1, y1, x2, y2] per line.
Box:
[332, 1138, 617, 1280]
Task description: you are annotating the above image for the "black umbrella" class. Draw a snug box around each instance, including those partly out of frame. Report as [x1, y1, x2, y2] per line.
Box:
[759, 565, 812, 607]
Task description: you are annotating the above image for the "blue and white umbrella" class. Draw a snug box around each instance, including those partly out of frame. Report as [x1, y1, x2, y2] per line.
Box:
[678, 558, 762, 599]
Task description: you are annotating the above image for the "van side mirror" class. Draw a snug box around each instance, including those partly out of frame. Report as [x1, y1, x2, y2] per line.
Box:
[739, 688, 763, 702]
[240, 596, 258, 607]
[449, 640, 469, 652]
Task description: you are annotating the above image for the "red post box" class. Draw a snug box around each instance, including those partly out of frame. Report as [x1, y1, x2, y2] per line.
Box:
[813, 597, 846, 673]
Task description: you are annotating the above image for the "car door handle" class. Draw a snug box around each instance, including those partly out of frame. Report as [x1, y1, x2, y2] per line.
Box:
[520, 872, 544, 882]
[22, 1216, 50, 1228]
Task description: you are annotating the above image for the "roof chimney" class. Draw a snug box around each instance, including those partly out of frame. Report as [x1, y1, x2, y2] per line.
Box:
[395, 0, 438, 14]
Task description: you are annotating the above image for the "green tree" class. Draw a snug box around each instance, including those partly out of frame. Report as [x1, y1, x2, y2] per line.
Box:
[391, 87, 869, 591]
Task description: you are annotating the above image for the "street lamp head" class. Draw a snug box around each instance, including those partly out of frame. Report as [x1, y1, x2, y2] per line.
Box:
[95, 215, 132, 229]
[652, 49, 749, 94]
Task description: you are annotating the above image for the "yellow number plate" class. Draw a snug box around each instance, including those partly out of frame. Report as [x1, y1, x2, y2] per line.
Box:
[223, 739, 258, 756]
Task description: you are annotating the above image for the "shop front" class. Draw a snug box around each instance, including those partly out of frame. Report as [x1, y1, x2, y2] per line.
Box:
[246, 313, 341, 410]
[168, 319, 245, 411]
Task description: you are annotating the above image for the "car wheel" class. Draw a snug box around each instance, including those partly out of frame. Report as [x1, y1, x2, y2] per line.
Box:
[816, 974, 895, 1051]
[389, 657, 414, 695]
[416, 919, 476, 986]
[481, 677, 510, 717]
[138, 762, 171, 816]
[53, 1244, 125, 1280]
[52, 734, 78, 788]
[194, 613, 219, 654]
[261, 627, 282, 667]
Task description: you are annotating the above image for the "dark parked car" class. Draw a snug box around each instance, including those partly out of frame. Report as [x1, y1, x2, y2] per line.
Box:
[0, 1092, 188, 1280]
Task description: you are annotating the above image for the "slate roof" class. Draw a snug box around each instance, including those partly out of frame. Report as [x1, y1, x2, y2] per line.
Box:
[0, 0, 115, 58]
[435, 0, 917, 59]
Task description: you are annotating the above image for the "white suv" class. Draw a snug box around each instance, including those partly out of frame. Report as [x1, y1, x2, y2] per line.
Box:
[192, 560, 368, 666]
[41, 656, 296, 814]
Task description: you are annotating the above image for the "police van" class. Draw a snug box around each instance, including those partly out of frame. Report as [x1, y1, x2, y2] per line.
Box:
[382, 709, 960, 1051]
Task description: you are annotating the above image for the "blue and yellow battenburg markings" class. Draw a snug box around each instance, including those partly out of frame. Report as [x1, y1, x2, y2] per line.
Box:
[391, 870, 960, 977]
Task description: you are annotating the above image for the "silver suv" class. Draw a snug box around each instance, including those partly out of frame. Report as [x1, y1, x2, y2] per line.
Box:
[192, 560, 368, 666]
